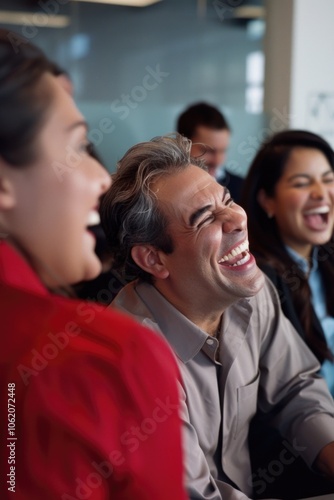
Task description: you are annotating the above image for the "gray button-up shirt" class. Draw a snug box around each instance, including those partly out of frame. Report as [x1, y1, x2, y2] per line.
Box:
[112, 277, 334, 500]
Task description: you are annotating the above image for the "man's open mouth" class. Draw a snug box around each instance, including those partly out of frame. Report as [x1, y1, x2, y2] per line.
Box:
[218, 240, 250, 267]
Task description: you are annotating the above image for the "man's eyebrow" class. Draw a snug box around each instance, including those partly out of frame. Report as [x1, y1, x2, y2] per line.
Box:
[188, 187, 229, 226]
[189, 205, 212, 227]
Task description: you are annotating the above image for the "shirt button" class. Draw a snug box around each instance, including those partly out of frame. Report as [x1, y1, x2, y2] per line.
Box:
[206, 338, 214, 345]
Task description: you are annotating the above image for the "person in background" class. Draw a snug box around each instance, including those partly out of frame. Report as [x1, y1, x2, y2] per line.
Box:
[100, 133, 334, 500]
[241, 129, 334, 396]
[0, 31, 187, 500]
[177, 101, 244, 203]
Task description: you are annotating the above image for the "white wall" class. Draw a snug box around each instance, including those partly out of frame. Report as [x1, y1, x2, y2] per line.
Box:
[291, 0, 334, 147]
[264, 0, 334, 147]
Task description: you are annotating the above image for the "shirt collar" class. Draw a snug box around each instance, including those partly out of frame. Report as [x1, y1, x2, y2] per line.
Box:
[285, 245, 319, 274]
[136, 281, 219, 363]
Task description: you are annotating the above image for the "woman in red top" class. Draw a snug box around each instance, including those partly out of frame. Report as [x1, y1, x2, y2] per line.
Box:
[0, 30, 187, 500]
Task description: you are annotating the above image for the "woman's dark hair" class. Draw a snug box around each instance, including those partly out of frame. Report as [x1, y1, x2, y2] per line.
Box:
[0, 30, 53, 166]
[241, 129, 334, 362]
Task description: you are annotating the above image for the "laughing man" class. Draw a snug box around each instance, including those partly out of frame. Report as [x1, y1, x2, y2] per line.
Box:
[100, 134, 334, 500]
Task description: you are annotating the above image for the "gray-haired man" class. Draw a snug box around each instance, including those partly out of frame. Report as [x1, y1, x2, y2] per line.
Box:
[100, 134, 334, 500]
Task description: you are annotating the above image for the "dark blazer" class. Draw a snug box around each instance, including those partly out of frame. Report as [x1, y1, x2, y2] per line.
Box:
[217, 170, 244, 205]
[259, 261, 327, 363]
[249, 261, 333, 499]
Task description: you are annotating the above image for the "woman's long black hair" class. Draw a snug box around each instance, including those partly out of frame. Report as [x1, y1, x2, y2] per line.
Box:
[241, 130, 334, 363]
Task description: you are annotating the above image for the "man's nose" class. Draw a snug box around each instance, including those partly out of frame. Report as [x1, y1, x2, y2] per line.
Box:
[220, 206, 247, 233]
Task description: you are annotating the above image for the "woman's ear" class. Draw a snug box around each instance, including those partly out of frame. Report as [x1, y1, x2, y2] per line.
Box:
[0, 165, 16, 210]
[131, 245, 169, 279]
[257, 188, 275, 218]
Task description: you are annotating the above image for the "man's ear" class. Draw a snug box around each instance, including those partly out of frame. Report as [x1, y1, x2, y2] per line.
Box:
[0, 163, 16, 210]
[131, 245, 169, 279]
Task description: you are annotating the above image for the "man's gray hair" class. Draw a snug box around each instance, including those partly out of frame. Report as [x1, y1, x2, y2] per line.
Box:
[100, 133, 205, 283]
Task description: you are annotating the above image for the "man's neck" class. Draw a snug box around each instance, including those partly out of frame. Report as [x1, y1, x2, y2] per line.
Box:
[154, 282, 224, 336]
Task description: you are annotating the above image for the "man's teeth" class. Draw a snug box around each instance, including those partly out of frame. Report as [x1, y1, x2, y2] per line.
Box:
[218, 240, 249, 263]
[303, 206, 329, 215]
[87, 210, 100, 226]
[231, 254, 250, 267]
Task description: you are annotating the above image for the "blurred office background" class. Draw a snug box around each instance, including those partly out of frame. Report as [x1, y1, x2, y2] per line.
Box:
[1, 0, 333, 175]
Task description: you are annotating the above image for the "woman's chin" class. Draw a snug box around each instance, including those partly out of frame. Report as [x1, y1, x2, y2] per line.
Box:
[80, 254, 103, 283]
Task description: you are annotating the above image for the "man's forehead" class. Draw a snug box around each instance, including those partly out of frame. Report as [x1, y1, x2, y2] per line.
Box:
[192, 126, 230, 150]
[193, 125, 229, 139]
[153, 166, 223, 210]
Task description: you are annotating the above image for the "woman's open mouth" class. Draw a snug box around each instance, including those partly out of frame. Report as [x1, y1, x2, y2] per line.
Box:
[303, 205, 330, 230]
[86, 210, 100, 227]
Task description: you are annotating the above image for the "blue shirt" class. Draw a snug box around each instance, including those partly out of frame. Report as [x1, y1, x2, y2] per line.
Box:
[286, 246, 334, 395]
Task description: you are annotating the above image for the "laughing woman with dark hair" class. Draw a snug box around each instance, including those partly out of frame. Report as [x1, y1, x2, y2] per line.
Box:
[241, 129, 334, 395]
[0, 30, 186, 500]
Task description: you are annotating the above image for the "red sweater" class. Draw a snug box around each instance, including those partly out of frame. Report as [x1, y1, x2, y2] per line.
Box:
[0, 242, 187, 500]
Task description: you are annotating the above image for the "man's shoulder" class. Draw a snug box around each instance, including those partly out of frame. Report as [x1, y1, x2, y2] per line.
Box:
[57, 290, 168, 360]
[111, 280, 154, 322]
[3, 281, 173, 372]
